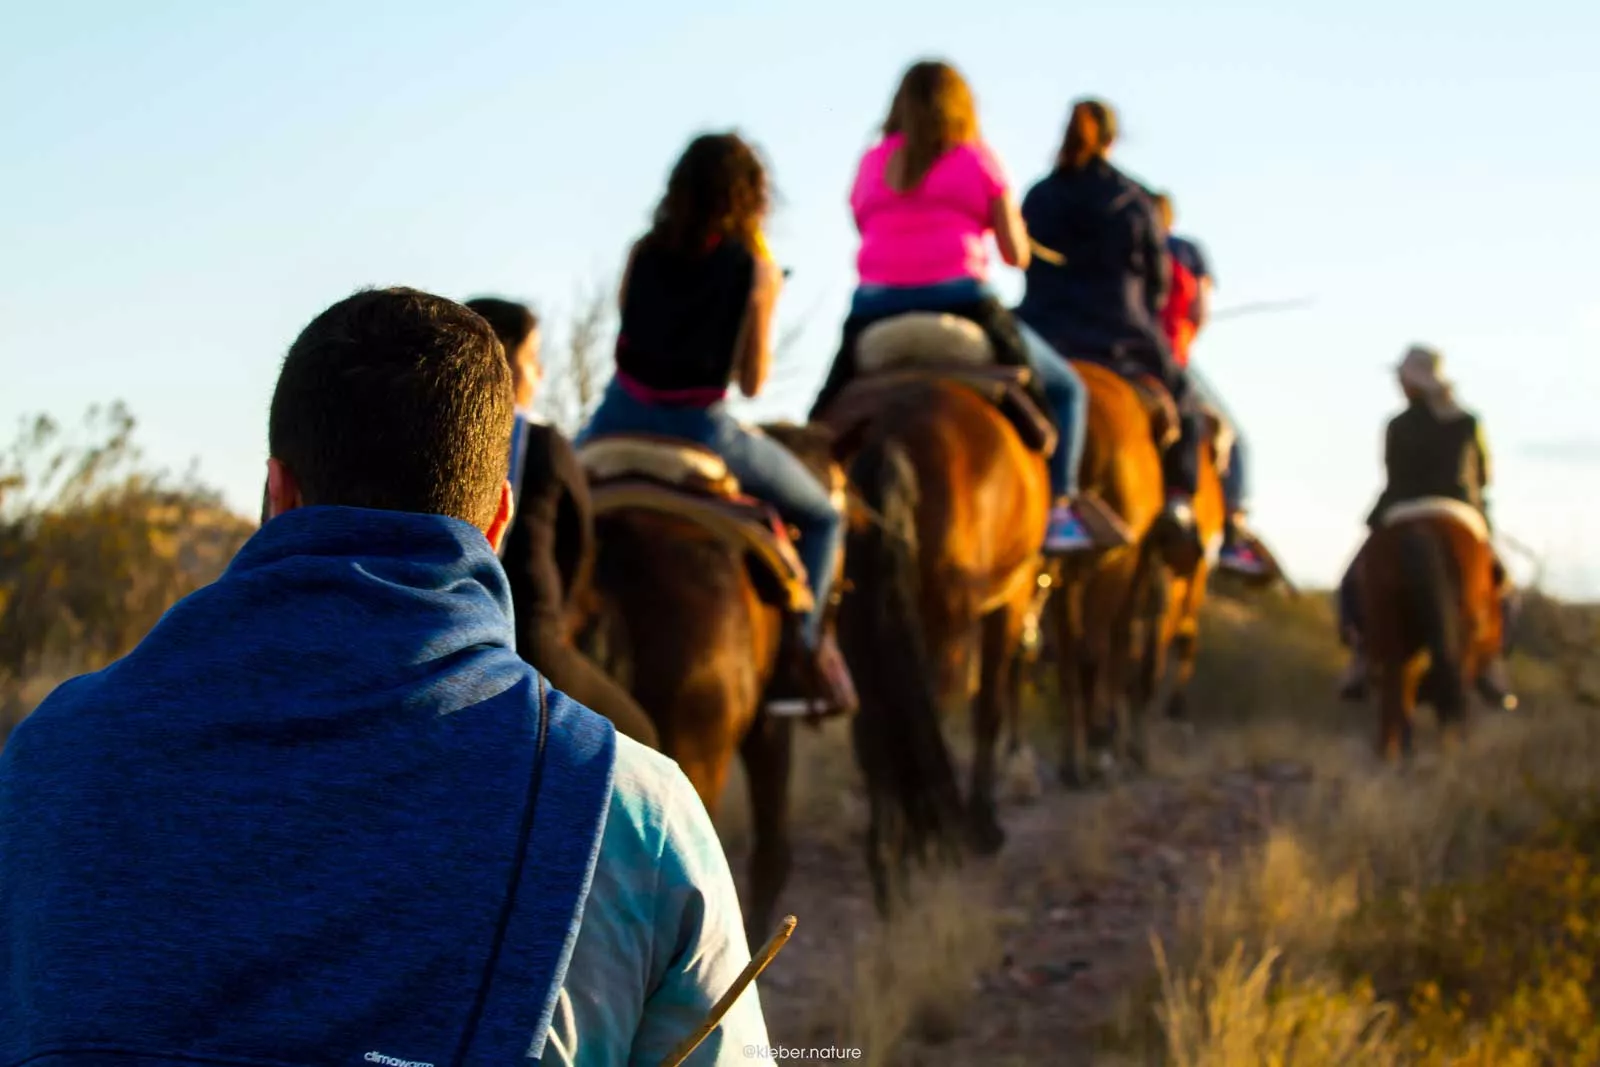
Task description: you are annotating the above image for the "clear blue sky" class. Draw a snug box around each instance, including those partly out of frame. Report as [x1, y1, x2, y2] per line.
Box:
[4, 0, 1597, 595]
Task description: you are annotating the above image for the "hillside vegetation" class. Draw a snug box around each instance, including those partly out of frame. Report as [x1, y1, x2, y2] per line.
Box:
[4, 406, 1600, 1064]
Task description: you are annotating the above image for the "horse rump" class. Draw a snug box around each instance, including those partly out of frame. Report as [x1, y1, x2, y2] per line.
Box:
[1365, 517, 1472, 758]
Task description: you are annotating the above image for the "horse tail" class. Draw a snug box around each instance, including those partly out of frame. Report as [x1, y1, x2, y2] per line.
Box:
[842, 430, 966, 867]
[1398, 522, 1465, 718]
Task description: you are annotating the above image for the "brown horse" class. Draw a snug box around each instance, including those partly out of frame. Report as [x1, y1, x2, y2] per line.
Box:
[1048, 360, 1166, 786]
[1359, 504, 1501, 762]
[1134, 412, 1228, 731]
[822, 372, 1050, 915]
[577, 422, 843, 943]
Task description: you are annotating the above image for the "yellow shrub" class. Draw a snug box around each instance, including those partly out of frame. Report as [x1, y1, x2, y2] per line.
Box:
[0, 404, 251, 731]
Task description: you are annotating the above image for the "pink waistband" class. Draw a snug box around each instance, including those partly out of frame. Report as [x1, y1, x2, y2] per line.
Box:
[615, 370, 726, 408]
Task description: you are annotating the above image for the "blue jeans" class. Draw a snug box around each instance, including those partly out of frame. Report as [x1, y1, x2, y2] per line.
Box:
[851, 278, 989, 317]
[577, 380, 842, 645]
[1017, 322, 1087, 499]
[1188, 372, 1248, 514]
[850, 280, 1087, 501]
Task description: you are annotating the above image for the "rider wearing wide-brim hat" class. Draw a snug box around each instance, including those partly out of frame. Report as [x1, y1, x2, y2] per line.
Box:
[1336, 343, 1516, 709]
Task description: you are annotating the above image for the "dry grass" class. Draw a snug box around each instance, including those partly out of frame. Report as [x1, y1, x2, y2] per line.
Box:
[9, 403, 1600, 1066]
[1130, 585, 1600, 1065]
[839, 870, 1005, 1064]
[0, 405, 253, 735]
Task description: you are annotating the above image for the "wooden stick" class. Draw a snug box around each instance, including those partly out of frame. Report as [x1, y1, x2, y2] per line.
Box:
[1028, 238, 1067, 266]
[657, 915, 798, 1067]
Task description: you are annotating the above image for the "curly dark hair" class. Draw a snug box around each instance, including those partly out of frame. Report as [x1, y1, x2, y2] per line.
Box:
[645, 132, 770, 255]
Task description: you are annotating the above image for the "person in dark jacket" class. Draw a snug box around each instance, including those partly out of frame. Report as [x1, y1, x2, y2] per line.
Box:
[1336, 345, 1515, 708]
[465, 297, 660, 749]
[806, 60, 1122, 555]
[1015, 99, 1203, 538]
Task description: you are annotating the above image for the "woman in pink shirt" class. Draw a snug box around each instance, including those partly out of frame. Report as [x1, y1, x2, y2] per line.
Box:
[809, 60, 1121, 554]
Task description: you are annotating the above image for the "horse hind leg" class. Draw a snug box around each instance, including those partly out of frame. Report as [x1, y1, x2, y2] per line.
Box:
[1106, 566, 1156, 776]
[968, 602, 1026, 855]
[1052, 580, 1093, 790]
[739, 711, 794, 947]
[1432, 653, 1470, 754]
[1378, 656, 1427, 766]
[1000, 647, 1043, 805]
[1166, 627, 1199, 725]
[1377, 664, 1406, 766]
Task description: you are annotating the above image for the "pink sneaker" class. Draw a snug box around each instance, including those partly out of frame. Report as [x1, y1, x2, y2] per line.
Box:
[1219, 540, 1269, 577]
[1044, 503, 1095, 555]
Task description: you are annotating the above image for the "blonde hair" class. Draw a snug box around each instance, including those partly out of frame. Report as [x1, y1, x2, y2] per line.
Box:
[882, 60, 980, 193]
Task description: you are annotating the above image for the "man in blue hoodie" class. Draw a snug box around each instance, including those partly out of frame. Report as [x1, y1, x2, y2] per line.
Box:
[0, 287, 767, 1066]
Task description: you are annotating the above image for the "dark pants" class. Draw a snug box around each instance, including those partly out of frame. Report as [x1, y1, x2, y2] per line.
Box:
[1165, 388, 1205, 501]
[531, 626, 659, 748]
[1337, 552, 1364, 645]
[1062, 340, 1201, 502]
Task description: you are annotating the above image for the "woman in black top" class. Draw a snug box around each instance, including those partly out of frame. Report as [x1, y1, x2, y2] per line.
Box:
[575, 133, 854, 716]
[1335, 345, 1514, 709]
[464, 297, 660, 748]
[1015, 98, 1203, 535]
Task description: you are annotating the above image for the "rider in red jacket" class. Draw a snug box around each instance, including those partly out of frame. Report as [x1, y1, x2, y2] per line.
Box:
[1152, 192, 1272, 578]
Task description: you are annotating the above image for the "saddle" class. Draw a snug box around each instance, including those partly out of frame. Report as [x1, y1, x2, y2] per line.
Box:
[1113, 363, 1181, 451]
[1112, 362, 1235, 466]
[576, 434, 814, 614]
[819, 312, 1058, 456]
[1377, 496, 1490, 544]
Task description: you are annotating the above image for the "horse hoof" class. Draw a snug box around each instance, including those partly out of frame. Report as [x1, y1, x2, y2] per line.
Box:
[1059, 762, 1092, 791]
[967, 816, 1006, 856]
[1001, 745, 1044, 804]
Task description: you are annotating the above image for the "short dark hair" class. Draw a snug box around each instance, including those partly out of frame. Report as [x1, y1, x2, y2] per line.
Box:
[464, 297, 539, 371]
[268, 287, 513, 528]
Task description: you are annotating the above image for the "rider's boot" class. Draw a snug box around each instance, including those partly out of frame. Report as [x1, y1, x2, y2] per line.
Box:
[1044, 494, 1133, 556]
[1217, 512, 1272, 578]
[765, 629, 858, 719]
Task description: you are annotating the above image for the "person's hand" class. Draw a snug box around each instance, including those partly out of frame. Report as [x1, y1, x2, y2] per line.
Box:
[753, 230, 788, 286]
[752, 229, 774, 264]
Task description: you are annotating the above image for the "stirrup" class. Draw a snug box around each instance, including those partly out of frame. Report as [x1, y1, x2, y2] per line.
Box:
[765, 634, 856, 719]
[1074, 493, 1134, 548]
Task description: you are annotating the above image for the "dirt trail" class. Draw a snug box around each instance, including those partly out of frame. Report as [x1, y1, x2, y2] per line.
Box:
[725, 734, 1315, 1065]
